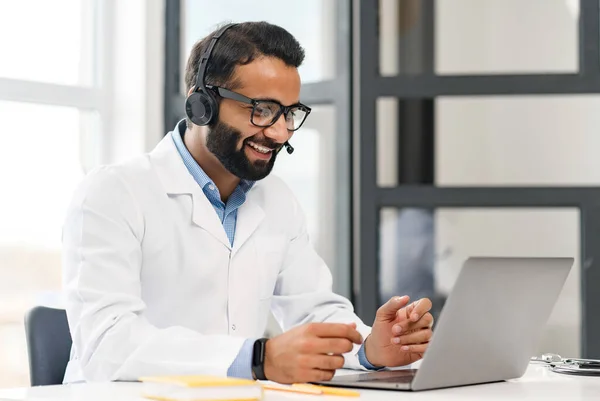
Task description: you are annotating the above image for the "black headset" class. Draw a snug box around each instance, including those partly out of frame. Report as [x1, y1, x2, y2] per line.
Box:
[185, 23, 236, 126]
[185, 23, 295, 154]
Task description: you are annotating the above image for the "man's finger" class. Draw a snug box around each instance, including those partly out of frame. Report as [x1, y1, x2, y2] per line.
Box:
[312, 369, 336, 382]
[397, 298, 432, 322]
[376, 296, 410, 320]
[391, 328, 432, 345]
[308, 355, 346, 370]
[410, 298, 432, 321]
[393, 313, 434, 335]
[399, 343, 429, 353]
[308, 323, 363, 344]
[311, 338, 355, 355]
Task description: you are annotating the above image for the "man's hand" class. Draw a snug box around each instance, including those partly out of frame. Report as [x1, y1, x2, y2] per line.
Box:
[364, 296, 433, 368]
[263, 322, 363, 383]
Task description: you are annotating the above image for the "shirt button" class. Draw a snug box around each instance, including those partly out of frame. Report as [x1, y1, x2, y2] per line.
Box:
[231, 324, 236, 331]
[208, 185, 215, 191]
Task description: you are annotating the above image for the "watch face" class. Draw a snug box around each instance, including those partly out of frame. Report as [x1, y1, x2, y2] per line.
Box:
[253, 340, 261, 364]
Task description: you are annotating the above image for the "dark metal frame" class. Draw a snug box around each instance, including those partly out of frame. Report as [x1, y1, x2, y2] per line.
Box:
[163, 0, 354, 298]
[354, 0, 600, 358]
[164, 0, 182, 134]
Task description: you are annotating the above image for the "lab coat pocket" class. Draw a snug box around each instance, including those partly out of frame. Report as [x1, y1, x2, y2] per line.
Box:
[254, 235, 287, 300]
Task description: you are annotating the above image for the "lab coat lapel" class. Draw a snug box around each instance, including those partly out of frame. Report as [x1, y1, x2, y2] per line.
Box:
[191, 189, 231, 249]
[150, 134, 231, 249]
[232, 197, 265, 255]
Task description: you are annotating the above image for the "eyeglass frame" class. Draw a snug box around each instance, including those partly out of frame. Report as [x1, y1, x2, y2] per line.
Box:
[208, 85, 312, 131]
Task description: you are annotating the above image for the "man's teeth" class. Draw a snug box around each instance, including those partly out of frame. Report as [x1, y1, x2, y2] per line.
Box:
[248, 141, 272, 154]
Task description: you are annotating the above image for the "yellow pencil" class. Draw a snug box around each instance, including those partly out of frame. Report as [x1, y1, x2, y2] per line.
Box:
[262, 383, 322, 395]
[262, 383, 360, 397]
[292, 383, 361, 397]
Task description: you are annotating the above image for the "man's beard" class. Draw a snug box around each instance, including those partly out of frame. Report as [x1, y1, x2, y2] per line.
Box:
[206, 119, 281, 181]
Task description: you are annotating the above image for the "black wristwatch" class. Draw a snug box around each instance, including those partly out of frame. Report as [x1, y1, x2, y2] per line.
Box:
[251, 338, 269, 380]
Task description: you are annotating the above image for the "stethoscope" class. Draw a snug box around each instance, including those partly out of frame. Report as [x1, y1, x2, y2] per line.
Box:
[531, 353, 600, 376]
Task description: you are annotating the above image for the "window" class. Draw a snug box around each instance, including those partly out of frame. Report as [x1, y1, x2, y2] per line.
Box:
[182, 0, 336, 86]
[378, 0, 579, 76]
[0, 0, 104, 388]
[0, 0, 98, 86]
[436, 96, 600, 186]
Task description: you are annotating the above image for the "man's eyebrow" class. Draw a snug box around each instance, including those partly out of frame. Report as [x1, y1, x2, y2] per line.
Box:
[253, 96, 301, 106]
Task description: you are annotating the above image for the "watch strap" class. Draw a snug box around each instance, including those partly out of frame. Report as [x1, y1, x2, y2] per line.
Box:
[251, 338, 268, 380]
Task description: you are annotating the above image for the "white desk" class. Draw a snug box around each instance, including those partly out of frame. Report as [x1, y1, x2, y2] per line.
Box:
[0, 364, 598, 401]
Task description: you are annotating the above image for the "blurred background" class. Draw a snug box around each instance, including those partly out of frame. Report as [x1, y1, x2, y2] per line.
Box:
[0, 0, 597, 388]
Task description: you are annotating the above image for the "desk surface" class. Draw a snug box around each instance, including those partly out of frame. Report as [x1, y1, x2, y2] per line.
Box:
[0, 364, 599, 401]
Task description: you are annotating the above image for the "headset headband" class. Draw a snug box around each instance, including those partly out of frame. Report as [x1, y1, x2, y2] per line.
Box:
[195, 23, 237, 94]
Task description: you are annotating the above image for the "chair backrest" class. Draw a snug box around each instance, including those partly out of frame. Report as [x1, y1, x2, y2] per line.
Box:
[24, 306, 72, 386]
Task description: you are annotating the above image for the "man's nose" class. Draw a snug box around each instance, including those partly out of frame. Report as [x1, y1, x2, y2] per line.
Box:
[263, 113, 289, 144]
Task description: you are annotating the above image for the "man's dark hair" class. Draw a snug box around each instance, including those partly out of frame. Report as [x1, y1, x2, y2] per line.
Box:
[184, 21, 306, 128]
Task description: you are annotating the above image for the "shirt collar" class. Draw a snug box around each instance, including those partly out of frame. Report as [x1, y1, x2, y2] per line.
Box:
[170, 120, 255, 193]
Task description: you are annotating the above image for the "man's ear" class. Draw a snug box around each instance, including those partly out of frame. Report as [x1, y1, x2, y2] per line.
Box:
[186, 87, 195, 97]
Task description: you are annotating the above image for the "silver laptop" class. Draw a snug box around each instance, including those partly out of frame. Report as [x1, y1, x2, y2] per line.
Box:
[318, 257, 573, 391]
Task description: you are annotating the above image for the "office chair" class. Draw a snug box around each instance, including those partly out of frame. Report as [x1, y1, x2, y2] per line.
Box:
[24, 306, 72, 386]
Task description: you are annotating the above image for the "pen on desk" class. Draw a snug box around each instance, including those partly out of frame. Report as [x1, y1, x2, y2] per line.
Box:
[262, 383, 360, 397]
[262, 383, 322, 394]
[293, 384, 360, 397]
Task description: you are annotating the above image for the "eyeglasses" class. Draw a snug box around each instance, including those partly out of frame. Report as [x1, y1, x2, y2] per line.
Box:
[210, 86, 311, 131]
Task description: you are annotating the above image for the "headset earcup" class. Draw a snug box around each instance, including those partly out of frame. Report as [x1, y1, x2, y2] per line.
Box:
[185, 91, 218, 126]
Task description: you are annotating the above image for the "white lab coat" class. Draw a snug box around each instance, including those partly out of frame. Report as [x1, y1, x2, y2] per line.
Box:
[62, 133, 372, 383]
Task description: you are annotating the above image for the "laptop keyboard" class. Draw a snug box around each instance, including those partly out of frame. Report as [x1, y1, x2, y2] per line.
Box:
[338, 369, 417, 384]
[366, 375, 415, 384]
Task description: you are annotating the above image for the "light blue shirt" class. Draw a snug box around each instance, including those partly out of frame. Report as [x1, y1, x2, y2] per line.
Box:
[171, 120, 379, 378]
[171, 121, 253, 246]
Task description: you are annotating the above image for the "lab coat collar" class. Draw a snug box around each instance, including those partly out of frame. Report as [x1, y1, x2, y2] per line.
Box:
[150, 132, 199, 195]
[149, 132, 265, 253]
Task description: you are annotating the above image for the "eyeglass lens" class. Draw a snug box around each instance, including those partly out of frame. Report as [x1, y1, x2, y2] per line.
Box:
[251, 101, 307, 131]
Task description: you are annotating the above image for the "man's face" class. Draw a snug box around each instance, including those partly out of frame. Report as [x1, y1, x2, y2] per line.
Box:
[206, 56, 301, 181]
